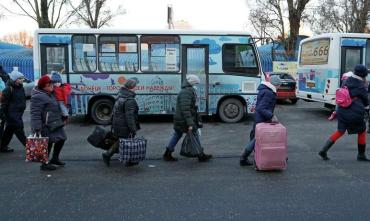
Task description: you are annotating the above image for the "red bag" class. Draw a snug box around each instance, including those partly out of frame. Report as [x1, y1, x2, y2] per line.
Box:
[26, 134, 49, 163]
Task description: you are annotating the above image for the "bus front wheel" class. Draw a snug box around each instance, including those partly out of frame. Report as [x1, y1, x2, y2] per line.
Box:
[91, 98, 114, 125]
[218, 98, 245, 123]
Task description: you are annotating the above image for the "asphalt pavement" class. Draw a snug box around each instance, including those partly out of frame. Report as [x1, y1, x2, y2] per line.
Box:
[0, 100, 370, 221]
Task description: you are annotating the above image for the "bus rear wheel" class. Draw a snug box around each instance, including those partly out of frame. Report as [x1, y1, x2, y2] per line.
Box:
[218, 98, 245, 123]
[91, 98, 114, 125]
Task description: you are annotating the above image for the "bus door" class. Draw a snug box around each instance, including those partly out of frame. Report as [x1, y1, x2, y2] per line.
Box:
[341, 46, 363, 79]
[182, 45, 209, 113]
[40, 44, 69, 82]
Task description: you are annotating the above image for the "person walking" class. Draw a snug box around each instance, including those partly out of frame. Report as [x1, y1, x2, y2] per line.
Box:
[31, 75, 68, 171]
[102, 78, 141, 167]
[240, 75, 282, 166]
[163, 74, 212, 162]
[0, 70, 27, 152]
[319, 64, 370, 162]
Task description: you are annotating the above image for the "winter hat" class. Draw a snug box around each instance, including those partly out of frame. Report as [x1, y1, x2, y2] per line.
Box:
[269, 75, 282, 87]
[37, 75, 52, 89]
[354, 64, 368, 78]
[186, 74, 200, 86]
[9, 69, 24, 81]
[124, 78, 137, 89]
[51, 71, 62, 83]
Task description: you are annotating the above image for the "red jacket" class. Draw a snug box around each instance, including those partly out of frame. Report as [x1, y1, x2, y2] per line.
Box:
[54, 84, 71, 105]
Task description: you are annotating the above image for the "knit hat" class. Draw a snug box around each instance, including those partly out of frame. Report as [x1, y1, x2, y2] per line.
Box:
[124, 78, 137, 89]
[51, 71, 62, 83]
[186, 74, 200, 86]
[269, 75, 282, 86]
[354, 64, 368, 78]
[38, 75, 52, 89]
[9, 69, 24, 81]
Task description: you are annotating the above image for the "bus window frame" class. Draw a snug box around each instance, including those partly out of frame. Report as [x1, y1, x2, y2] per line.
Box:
[221, 43, 259, 76]
[140, 35, 181, 74]
[299, 37, 330, 66]
[366, 39, 370, 70]
[97, 34, 139, 74]
[71, 34, 98, 73]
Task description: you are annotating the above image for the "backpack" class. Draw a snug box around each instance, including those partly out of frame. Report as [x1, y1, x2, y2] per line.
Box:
[336, 86, 352, 108]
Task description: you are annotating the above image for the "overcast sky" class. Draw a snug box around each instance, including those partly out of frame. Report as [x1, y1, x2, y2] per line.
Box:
[0, 0, 313, 37]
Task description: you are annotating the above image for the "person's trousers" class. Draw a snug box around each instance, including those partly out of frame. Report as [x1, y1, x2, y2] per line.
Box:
[166, 129, 184, 152]
[245, 138, 256, 153]
[330, 130, 366, 145]
[48, 140, 65, 160]
[1, 124, 26, 149]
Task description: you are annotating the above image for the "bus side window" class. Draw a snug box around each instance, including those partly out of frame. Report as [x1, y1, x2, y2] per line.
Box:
[72, 34, 97, 73]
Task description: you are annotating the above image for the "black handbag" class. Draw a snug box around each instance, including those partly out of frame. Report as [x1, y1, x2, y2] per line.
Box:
[46, 119, 65, 132]
[87, 126, 117, 150]
[45, 112, 65, 132]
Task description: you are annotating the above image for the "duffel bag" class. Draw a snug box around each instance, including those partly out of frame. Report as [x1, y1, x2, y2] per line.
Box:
[87, 126, 117, 150]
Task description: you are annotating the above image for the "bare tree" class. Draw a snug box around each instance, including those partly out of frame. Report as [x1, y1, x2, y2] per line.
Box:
[1, 31, 33, 47]
[286, 0, 311, 56]
[248, 0, 286, 43]
[248, 0, 311, 56]
[68, 0, 125, 28]
[309, 0, 370, 34]
[0, 0, 72, 28]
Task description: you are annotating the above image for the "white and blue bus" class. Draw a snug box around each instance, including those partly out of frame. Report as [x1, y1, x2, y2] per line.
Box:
[297, 33, 370, 108]
[33, 29, 265, 124]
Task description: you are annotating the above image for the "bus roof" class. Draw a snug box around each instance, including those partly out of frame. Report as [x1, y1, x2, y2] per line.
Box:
[300, 33, 370, 44]
[34, 28, 252, 36]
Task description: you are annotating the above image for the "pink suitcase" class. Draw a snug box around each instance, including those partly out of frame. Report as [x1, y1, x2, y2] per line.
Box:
[254, 122, 287, 171]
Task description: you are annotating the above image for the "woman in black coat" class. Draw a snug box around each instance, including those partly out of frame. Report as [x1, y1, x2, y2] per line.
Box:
[31, 75, 67, 171]
[319, 64, 370, 162]
[0, 72, 27, 152]
[102, 78, 141, 167]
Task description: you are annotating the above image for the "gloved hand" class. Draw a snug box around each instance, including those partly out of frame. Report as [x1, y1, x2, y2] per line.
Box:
[271, 115, 279, 123]
[34, 130, 41, 137]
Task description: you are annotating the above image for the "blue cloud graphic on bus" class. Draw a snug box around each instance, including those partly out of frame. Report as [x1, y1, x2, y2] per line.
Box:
[40, 35, 71, 44]
[193, 38, 221, 54]
[209, 57, 217, 65]
[219, 36, 232, 41]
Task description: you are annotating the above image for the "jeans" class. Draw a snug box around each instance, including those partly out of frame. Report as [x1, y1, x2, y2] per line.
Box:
[245, 138, 256, 153]
[58, 101, 69, 117]
[166, 129, 183, 152]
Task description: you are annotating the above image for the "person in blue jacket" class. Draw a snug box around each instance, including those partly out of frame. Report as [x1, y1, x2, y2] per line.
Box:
[240, 75, 282, 166]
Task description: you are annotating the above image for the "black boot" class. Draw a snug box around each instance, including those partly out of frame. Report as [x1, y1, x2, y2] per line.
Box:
[49, 141, 65, 166]
[198, 152, 212, 162]
[357, 144, 370, 162]
[40, 163, 56, 171]
[240, 150, 253, 166]
[102, 149, 115, 167]
[163, 149, 178, 162]
[319, 139, 335, 160]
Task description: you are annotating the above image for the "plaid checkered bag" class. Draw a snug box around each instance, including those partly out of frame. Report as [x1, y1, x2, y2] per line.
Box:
[25, 134, 49, 163]
[118, 137, 147, 163]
